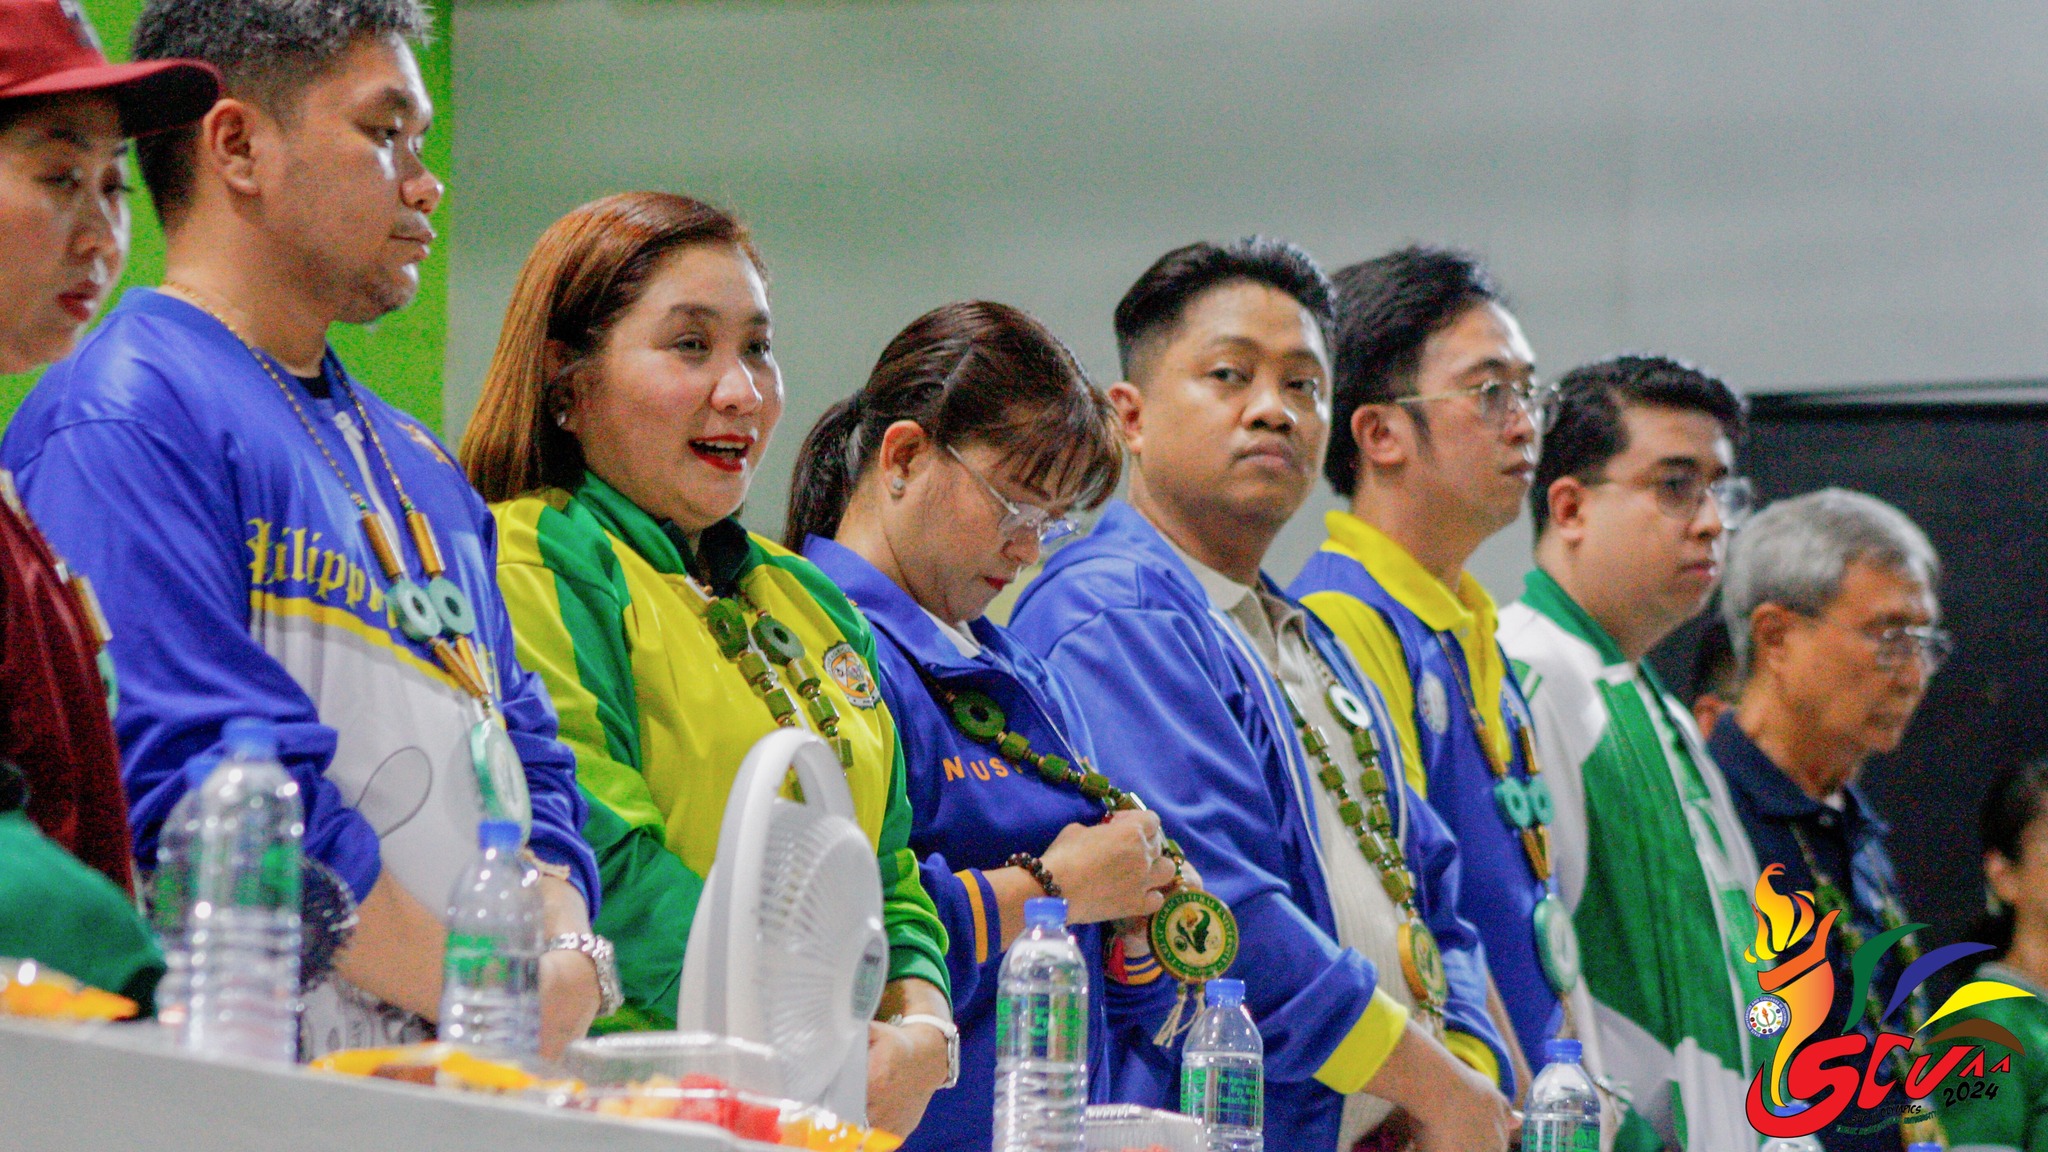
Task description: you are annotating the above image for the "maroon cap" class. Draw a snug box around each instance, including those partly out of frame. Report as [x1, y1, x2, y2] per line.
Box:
[0, 0, 219, 137]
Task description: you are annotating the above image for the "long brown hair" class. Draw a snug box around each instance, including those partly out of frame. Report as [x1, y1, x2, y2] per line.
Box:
[784, 301, 1122, 549]
[461, 191, 764, 502]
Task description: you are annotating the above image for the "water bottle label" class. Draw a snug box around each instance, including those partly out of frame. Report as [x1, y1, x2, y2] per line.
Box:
[994, 992, 1086, 1060]
[1527, 1124, 1598, 1152]
[1180, 1063, 1262, 1129]
[259, 843, 301, 906]
[445, 932, 509, 985]
[151, 866, 188, 931]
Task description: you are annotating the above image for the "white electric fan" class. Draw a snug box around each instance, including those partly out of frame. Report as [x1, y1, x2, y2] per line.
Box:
[678, 728, 890, 1121]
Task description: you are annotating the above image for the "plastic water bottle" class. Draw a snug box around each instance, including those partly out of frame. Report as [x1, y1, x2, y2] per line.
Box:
[179, 718, 304, 1063]
[150, 782, 202, 1032]
[1180, 977, 1262, 1151]
[993, 897, 1089, 1152]
[1758, 1100, 1825, 1151]
[439, 819, 542, 1056]
[1525, 1038, 1600, 1152]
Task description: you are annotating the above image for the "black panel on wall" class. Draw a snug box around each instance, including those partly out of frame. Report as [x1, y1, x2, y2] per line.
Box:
[1648, 389, 2048, 963]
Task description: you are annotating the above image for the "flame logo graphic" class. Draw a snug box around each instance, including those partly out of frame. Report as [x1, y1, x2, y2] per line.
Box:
[1748, 863, 1840, 1107]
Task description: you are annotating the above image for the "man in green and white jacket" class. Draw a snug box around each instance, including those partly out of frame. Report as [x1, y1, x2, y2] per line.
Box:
[1499, 356, 1767, 1151]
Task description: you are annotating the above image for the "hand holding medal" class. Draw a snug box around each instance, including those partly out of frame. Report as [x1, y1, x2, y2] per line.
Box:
[938, 686, 1241, 1042]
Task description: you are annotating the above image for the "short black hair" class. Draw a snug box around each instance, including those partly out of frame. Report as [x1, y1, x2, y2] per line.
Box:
[1112, 236, 1335, 380]
[1322, 245, 1499, 497]
[1532, 354, 1747, 535]
[132, 0, 430, 227]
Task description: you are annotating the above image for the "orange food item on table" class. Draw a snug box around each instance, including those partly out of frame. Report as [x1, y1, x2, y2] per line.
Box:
[0, 958, 138, 1021]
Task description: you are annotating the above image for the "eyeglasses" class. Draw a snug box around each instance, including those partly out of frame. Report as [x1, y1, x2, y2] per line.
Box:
[1597, 472, 1756, 530]
[1393, 374, 1557, 434]
[1803, 614, 1955, 676]
[944, 445, 1078, 545]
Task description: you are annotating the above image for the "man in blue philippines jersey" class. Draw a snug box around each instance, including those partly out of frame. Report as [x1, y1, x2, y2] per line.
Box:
[0, 0, 612, 1058]
[1011, 238, 1515, 1151]
[1289, 247, 1563, 1098]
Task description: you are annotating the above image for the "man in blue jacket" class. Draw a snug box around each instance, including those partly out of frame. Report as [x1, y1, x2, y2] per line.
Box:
[1011, 237, 1515, 1151]
[0, 0, 609, 1058]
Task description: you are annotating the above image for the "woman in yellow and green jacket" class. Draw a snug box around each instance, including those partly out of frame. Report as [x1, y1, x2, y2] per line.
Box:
[460, 192, 952, 1137]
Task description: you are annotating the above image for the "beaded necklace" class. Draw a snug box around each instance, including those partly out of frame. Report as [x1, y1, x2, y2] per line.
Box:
[687, 574, 854, 770]
[164, 283, 529, 827]
[1431, 633, 1581, 996]
[937, 681, 1236, 1041]
[940, 685, 1185, 873]
[1432, 633, 1551, 880]
[1277, 674, 1448, 1022]
[1788, 822, 1927, 1031]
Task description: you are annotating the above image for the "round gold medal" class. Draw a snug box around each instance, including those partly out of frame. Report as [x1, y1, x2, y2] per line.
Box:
[1150, 889, 1240, 983]
[1397, 918, 1449, 1008]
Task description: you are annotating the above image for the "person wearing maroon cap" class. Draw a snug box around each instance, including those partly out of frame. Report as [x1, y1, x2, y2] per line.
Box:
[3, 0, 609, 1062]
[0, 0, 216, 372]
[0, 0, 216, 1004]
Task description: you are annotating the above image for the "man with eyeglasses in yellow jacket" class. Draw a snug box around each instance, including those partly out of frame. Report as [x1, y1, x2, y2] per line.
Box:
[1290, 246, 1567, 1105]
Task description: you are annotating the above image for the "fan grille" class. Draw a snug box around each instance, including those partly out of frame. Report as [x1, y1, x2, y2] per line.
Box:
[754, 799, 886, 1102]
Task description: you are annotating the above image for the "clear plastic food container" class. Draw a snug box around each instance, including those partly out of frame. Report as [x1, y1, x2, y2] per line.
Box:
[563, 1032, 784, 1096]
[1083, 1103, 1207, 1152]
[564, 1033, 788, 1142]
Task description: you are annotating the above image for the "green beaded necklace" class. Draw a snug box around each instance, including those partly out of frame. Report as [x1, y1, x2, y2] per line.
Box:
[938, 684, 1239, 1040]
[943, 687, 1161, 838]
[1277, 679, 1448, 1022]
[1789, 824, 1927, 1031]
[698, 585, 854, 769]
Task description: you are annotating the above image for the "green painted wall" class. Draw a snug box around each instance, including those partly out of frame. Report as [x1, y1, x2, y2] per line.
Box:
[0, 0, 451, 430]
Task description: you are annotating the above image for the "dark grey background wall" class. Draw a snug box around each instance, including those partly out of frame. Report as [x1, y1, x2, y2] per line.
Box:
[446, 0, 2048, 593]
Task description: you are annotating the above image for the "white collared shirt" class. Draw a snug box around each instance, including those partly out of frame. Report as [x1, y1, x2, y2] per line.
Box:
[921, 606, 981, 658]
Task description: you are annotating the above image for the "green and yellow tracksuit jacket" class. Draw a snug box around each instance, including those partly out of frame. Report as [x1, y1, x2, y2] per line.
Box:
[492, 473, 949, 1029]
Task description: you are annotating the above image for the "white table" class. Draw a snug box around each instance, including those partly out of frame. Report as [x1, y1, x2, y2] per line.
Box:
[0, 1017, 769, 1151]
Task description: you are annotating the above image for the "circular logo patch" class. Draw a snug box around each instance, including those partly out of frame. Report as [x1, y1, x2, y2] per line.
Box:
[822, 642, 880, 709]
[1150, 889, 1239, 983]
[1417, 672, 1451, 736]
[1747, 994, 1790, 1037]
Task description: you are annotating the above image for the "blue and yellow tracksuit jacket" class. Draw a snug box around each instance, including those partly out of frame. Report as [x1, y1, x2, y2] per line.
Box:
[1009, 501, 1506, 1150]
[805, 536, 1174, 1152]
[1292, 511, 1562, 1078]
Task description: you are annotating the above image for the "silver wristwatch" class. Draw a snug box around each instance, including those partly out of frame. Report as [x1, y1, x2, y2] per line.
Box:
[546, 932, 624, 1018]
[891, 1012, 960, 1089]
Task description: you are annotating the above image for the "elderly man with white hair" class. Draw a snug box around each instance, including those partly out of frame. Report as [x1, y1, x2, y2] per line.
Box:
[1711, 486, 1949, 1152]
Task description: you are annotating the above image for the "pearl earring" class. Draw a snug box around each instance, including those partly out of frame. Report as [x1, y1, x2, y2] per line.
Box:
[553, 409, 569, 428]
[890, 478, 906, 494]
